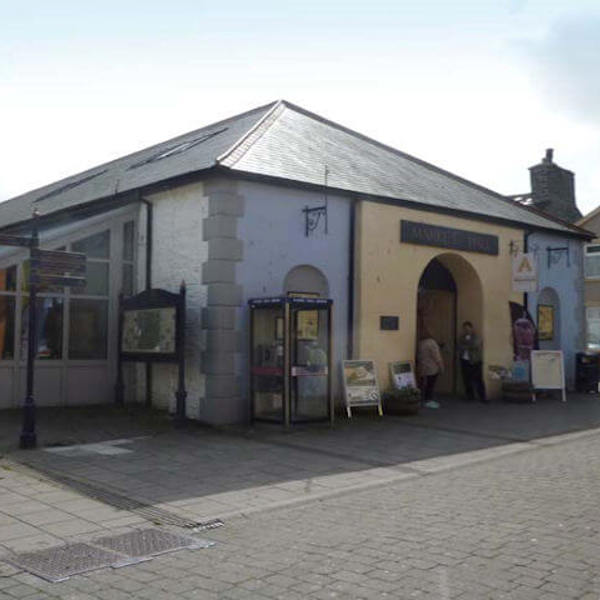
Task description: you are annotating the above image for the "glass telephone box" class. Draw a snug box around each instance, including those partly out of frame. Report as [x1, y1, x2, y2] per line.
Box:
[248, 296, 333, 426]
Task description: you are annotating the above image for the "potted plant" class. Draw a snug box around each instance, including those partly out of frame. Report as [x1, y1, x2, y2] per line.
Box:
[383, 386, 421, 415]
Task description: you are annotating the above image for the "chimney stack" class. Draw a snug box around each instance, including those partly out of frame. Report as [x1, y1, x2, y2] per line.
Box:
[529, 149, 581, 223]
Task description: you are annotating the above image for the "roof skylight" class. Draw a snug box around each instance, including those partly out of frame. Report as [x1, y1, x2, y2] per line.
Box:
[128, 127, 228, 170]
[36, 169, 109, 202]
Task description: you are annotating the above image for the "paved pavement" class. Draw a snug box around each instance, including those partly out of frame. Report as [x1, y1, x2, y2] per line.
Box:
[0, 393, 600, 598]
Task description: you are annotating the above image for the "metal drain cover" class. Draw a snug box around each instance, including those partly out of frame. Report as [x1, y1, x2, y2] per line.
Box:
[5, 543, 124, 583]
[94, 528, 214, 558]
[191, 518, 224, 532]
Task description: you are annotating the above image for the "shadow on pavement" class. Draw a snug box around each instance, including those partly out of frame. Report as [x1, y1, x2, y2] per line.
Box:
[4, 393, 600, 521]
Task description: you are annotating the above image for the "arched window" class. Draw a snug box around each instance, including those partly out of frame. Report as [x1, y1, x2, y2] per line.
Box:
[283, 265, 329, 298]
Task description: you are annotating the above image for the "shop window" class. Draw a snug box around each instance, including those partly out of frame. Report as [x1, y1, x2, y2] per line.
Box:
[21, 297, 64, 360]
[72, 230, 110, 259]
[584, 245, 600, 278]
[586, 307, 600, 350]
[0, 266, 17, 292]
[71, 262, 109, 296]
[68, 299, 108, 359]
[0, 297, 15, 359]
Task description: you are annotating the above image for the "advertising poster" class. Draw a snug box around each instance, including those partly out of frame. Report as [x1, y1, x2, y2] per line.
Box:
[342, 360, 382, 417]
[537, 304, 554, 341]
[389, 361, 416, 390]
[288, 292, 319, 340]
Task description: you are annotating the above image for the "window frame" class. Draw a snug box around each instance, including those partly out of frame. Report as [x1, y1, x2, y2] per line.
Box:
[65, 229, 112, 362]
[584, 244, 600, 280]
[586, 306, 600, 350]
[0, 291, 17, 363]
[5, 212, 137, 367]
[0, 206, 139, 409]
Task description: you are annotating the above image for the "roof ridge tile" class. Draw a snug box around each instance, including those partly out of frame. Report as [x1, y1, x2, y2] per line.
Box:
[217, 100, 285, 167]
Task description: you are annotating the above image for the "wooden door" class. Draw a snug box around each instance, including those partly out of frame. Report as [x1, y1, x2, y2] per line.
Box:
[418, 289, 455, 394]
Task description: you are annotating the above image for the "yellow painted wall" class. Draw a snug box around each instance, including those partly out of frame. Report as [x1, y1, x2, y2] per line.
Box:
[354, 201, 524, 397]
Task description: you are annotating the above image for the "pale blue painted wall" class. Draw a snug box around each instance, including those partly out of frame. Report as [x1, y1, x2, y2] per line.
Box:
[237, 180, 352, 404]
[527, 232, 585, 388]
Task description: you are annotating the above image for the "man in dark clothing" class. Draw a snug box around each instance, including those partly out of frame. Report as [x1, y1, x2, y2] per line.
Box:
[458, 321, 487, 403]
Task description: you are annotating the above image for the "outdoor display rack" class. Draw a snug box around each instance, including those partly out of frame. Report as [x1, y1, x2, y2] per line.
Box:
[248, 296, 333, 426]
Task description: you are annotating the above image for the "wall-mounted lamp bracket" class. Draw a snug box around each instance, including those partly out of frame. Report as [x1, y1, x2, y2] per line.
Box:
[303, 205, 328, 237]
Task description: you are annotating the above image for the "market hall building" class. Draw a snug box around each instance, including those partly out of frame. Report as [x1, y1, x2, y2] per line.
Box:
[0, 100, 590, 423]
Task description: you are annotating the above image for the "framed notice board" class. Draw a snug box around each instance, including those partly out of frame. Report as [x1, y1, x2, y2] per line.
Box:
[116, 285, 187, 421]
[531, 350, 566, 403]
[119, 289, 184, 362]
[122, 306, 176, 355]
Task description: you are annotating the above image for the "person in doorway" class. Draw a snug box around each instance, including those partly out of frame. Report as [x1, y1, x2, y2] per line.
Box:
[417, 331, 444, 409]
[458, 321, 487, 403]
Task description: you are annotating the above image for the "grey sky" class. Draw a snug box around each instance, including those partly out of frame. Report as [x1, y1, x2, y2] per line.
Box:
[522, 13, 600, 124]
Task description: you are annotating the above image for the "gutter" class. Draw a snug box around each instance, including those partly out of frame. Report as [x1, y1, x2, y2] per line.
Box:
[2, 164, 592, 243]
[219, 167, 593, 242]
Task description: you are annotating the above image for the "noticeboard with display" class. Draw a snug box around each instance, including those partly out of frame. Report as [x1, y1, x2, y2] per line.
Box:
[122, 307, 176, 355]
[119, 288, 184, 362]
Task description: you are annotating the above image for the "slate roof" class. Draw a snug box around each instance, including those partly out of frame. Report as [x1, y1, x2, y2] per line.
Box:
[0, 102, 277, 228]
[0, 99, 589, 238]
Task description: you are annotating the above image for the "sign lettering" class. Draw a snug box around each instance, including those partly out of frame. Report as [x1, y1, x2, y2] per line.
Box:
[400, 221, 499, 255]
[30, 273, 86, 289]
[512, 252, 537, 292]
[31, 248, 86, 272]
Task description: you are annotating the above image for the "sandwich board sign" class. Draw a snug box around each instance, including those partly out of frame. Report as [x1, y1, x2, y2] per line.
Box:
[389, 361, 416, 390]
[342, 360, 383, 418]
[531, 350, 566, 403]
[512, 252, 537, 293]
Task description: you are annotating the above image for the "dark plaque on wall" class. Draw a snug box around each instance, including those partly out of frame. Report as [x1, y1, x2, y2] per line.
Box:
[400, 220, 499, 256]
[380, 316, 399, 330]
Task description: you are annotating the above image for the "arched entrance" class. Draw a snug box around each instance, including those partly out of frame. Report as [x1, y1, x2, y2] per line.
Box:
[417, 254, 483, 395]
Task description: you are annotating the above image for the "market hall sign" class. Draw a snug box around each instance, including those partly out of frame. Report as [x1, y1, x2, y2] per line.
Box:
[400, 220, 499, 256]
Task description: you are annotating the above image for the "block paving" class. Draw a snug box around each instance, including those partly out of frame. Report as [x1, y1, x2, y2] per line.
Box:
[0, 395, 600, 598]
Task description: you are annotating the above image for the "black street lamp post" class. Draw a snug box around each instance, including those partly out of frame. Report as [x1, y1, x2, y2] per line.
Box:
[20, 212, 39, 449]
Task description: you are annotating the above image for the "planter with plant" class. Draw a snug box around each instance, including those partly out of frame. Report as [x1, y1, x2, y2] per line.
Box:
[382, 386, 421, 415]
